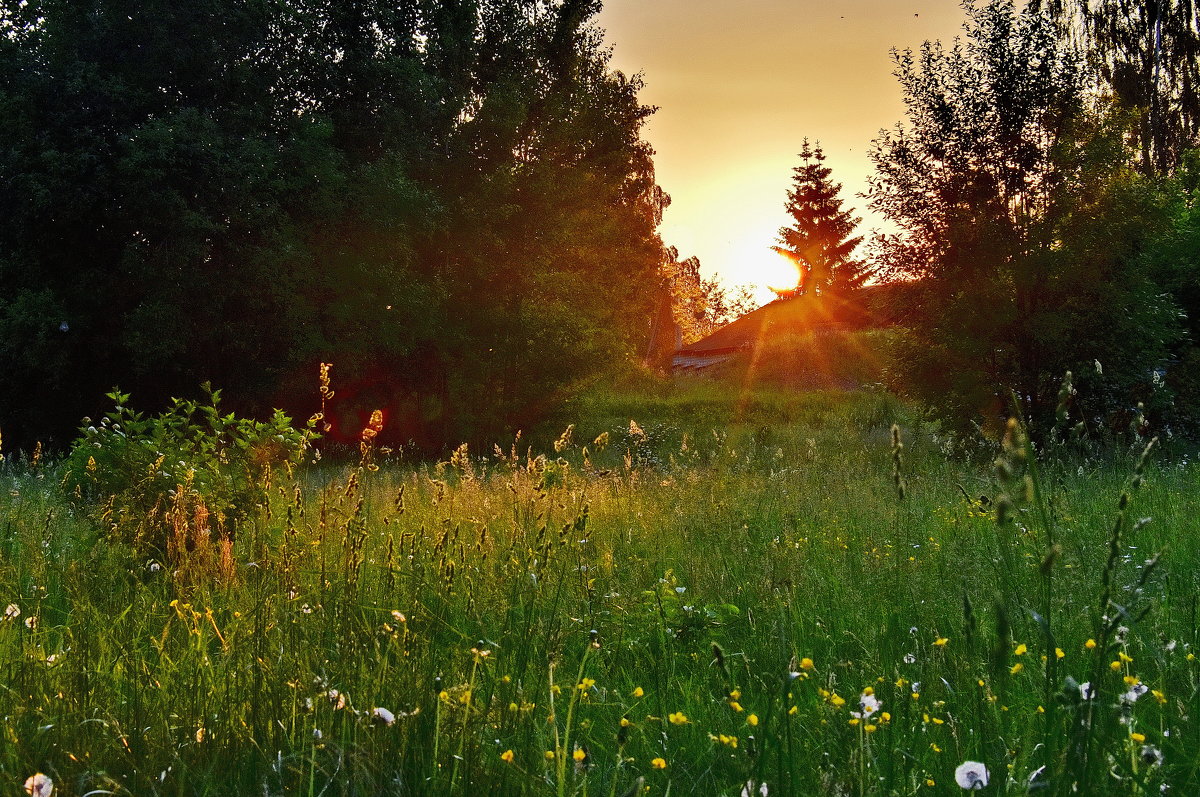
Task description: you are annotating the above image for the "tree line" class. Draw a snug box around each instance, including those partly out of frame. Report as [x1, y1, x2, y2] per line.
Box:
[0, 0, 669, 450]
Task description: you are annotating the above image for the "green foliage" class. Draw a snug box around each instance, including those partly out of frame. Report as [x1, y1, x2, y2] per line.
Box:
[0, 0, 665, 450]
[869, 0, 1183, 438]
[63, 385, 315, 555]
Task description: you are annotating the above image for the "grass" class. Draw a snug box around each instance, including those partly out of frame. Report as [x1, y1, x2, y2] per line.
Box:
[1, 385, 1199, 795]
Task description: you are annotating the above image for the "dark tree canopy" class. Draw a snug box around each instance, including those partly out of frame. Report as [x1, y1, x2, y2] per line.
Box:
[869, 0, 1182, 436]
[0, 0, 666, 450]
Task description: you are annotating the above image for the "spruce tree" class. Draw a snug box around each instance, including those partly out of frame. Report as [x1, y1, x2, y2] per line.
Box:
[773, 139, 868, 298]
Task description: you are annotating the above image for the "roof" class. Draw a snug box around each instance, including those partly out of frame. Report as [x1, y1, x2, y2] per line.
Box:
[677, 289, 880, 357]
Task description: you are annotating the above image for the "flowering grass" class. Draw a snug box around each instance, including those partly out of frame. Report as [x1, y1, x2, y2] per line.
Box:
[1, 387, 1199, 795]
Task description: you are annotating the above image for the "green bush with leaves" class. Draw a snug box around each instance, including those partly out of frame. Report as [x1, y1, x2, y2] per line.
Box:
[63, 384, 316, 556]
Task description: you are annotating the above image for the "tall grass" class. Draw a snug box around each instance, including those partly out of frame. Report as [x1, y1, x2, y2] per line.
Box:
[0, 387, 1197, 795]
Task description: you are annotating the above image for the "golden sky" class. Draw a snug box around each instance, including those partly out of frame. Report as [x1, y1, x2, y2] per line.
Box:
[597, 0, 968, 303]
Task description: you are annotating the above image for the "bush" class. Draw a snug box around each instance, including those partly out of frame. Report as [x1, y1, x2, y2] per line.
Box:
[64, 384, 316, 558]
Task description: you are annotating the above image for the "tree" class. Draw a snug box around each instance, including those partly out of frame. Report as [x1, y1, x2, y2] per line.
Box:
[1039, 0, 1200, 174]
[0, 0, 667, 450]
[773, 139, 869, 297]
[868, 0, 1181, 436]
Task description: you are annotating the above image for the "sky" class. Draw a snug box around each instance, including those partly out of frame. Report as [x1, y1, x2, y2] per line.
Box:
[596, 0, 969, 303]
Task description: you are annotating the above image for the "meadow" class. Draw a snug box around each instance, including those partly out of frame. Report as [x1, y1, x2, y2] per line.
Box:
[1, 382, 1198, 796]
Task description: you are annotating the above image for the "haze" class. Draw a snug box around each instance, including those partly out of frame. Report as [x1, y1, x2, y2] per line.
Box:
[597, 0, 967, 303]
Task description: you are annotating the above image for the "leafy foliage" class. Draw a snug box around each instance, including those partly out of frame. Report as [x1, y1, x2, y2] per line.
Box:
[64, 386, 315, 556]
[0, 0, 666, 450]
[868, 0, 1182, 436]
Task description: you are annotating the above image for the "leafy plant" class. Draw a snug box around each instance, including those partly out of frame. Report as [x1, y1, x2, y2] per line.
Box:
[63, 384, 316, 558]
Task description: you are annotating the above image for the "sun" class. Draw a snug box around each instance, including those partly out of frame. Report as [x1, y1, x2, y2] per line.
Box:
[731, 242, 801, 305]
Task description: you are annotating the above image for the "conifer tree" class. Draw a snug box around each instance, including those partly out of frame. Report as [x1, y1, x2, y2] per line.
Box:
[773, 139, 869, 297]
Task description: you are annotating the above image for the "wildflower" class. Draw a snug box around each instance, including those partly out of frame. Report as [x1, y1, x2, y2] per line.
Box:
[668, 712, 688, 725]
[1119, 652, 1134, 663]
[3, 604, 18, 621]
[854, 693, 881, 718]
[577, 678, 595, 691]
[1010, 663, 1023, 675]
[903, 653, 917, 664]
[1152, 689, 1167, 705]
[799, 657, 814, 670]
[747, 714, 759, 726]
[829, 693, 846, 707]
[371, 707, 395, 726]
[1110, 660, 1123, 672]
[1085, 639, 1096, 649]
[391, 610, 406, 623]
[1014, 643, 1027, 656]
[1130, 732, 1146, 743]
[1055, 648, 1065, 659]
[573, 748, 587, 762]
[1079, 682, 1096, 700]
[545, 750, 555, 760]
[740, 781, 768, 797]
[500, 749, 514, 763]
[23, 774, 53, 797]
[934, 637, 949, 647]
[650, 757, 667, 769]
[631, 686, 644, 698]
[926, 778, 936, 787]
[954, 761, 989, 790]
[729, 700, 744, 712]
[865, 724, 878, 733]
[24, 615, 36, 630]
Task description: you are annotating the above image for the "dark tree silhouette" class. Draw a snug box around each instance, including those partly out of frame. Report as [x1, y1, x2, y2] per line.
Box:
[773, 139, 869, 298]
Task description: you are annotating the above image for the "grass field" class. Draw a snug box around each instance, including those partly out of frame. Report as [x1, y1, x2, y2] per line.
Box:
[1, 385, 1198, 796]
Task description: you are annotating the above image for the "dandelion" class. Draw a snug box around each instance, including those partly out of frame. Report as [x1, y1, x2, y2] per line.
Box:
[23, 774, 53, 797]
[650, 757, 667, 769]
[1130, 732, 1147, 743]
[631, 686, 644, 698]
[1085, 639, 1096, 649]
[747, 713, 759, 726]
[668, 711, 689, 725]
[1140, 745, 1164, 767]
[573, 748, 587, 762]
[954, 761, 989, 790]
[500, 749, 514, 763]
[799, 657, 814, 670]
[371, 707, 396, 726]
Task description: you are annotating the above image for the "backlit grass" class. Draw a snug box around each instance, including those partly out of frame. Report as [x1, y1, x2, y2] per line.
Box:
[1, 387, 1198, 795]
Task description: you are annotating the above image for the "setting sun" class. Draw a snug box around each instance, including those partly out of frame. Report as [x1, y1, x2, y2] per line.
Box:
[734, 242, 800, 305]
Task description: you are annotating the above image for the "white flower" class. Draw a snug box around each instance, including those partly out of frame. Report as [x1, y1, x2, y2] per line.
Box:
[371, 707, 395, 726]
[955, 761, 989, 790]
[1141, 745, 1164, 767]
[740, 781, 768, 797]
[327, 689, 346, 710]
[3, 604, 19, 621]
[1080, 681, 1096, 701]
[24, 773, 53, 797]
[903, 653, 917, 664]
[852, 693, 881, 718]
[1122, 683, 1149, 703]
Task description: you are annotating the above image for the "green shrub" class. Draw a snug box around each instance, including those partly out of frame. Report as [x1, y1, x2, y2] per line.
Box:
[63, 384, 316, 557]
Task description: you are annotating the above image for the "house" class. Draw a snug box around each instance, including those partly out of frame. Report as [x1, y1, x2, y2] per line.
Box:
[671, 284, 905, 375]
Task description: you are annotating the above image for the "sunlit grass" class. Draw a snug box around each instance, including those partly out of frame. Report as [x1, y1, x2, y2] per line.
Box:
[1, 387, 1198, 795]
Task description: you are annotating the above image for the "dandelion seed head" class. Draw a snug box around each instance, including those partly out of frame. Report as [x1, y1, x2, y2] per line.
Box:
[954, 761, 989, 790]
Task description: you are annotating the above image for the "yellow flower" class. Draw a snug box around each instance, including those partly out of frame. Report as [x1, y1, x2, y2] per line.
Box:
[865, 724, 878, 733]
[1152, 689, 1166, 705]
[573, 748, 587, 762]
[931, 743, 942, 753]
[500, 749, 514, 763]
[926, 778, 936, 787]
[880, 712, 891, 722]
[1119, 652, 1134, 663]
[668, 712, 688, 725]
[1110, 660, 1123, 672]
[1055, 648, 1065, 659]
[1014, 643, 1027, 656]
[848, 717, 860, 726]
[931, 717, 945, 725]
[578, 678, 596, 691]
[729, 688, 742, 700]
[1123, 675, 1140, 686]
[545, 750, 555, 760]
[933, 637, 949, 647]
[631, 687, 644, 698]
[747, 714, 758, 726]
[1010, 663, 1023, 675]
[728, 700, 744, 712]
[1085, 639, 1097, 649]
[650, 757, 667, 769]
[800, 657, 814, 670]
[788, 705, 798, 715]
[830, 694, 846, 707]
[621, 717, 633, 727]
[1130, 732, 1146, 743]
